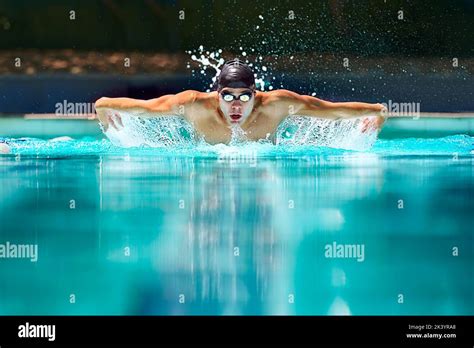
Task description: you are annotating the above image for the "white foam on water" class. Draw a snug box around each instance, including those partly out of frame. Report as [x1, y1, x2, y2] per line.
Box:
[102, 108, 196, 148]
[100, 108, 379, 151]
[275, 115, 379, 151]
[229, 124, 249, 145]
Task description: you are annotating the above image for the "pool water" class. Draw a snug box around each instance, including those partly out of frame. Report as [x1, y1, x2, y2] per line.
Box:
[0, 135, 473, 315]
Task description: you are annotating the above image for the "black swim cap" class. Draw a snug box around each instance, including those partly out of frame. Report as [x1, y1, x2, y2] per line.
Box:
[216, 59, 255, 91]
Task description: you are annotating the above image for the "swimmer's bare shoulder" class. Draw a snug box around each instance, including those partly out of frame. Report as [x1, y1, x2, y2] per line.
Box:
[256, 89, 329, 118]
[254, 90, 303, 123]
[95, 90, 217, 130]
[95, 90, 207, 114]
[257, 89, 386, 122]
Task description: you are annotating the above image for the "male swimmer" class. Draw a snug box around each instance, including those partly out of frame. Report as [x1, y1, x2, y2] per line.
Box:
[95, 59, 387, 144]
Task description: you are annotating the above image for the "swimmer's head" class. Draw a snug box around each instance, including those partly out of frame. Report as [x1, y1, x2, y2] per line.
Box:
[217, 59, 255, 91]
[216, 59, 256, 125]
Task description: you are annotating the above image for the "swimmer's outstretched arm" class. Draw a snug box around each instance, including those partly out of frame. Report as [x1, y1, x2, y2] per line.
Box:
[266, 90, 387, 121]
[95, 91, 201, 130]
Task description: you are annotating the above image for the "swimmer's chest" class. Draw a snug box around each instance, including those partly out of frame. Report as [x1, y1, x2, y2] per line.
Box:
[190, 113, 232, 144]
[190, 110, 281, 144]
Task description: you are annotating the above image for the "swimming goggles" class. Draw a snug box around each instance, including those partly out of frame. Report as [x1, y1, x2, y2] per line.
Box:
[220, 91, 254, 102]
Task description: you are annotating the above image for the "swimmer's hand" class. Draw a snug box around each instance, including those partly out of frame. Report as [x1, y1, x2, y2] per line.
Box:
[96, 108, 124, 132]
[361, 116, 386, 133]
[361, 104, 388, 133]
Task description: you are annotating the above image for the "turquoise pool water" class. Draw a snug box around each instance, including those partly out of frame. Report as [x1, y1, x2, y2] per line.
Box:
[0, 135, 473, 315]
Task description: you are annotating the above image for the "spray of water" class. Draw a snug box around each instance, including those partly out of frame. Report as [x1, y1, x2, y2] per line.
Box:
[102, 109, 196, 148]
[186, 46, 225, 91]
[276, 116, 378, 151]
[186, 44, 275, 92]
[182, 31, 382, 150]
[99, 12, 382, 152]
[229, 124, 250, 145]
[100, 105, 377, 151]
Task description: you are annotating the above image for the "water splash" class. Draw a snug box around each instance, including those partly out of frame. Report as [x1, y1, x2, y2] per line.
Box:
[186, 44, 277, 92]
[101, 109, 196, 148]
[97, 107, 379, 151]
[186, 46, 225, 91]
[276, 116, 379, 151]
[2, 135, 473, 158]
[184, 46, 381, 150]
[229, 124, 249, 145]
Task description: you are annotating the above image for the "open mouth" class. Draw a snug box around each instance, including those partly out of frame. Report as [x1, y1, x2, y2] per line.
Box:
[230, 114, 242, 122]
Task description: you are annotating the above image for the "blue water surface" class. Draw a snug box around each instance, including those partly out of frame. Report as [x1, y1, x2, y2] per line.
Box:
[0, 135, 472, 315]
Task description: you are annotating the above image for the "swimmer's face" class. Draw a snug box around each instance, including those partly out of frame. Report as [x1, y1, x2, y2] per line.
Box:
[218, 87, 255, 125]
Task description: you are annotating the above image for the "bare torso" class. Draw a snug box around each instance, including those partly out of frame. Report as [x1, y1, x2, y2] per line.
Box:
[184, 91, 286, 144]
[95, 90, 386, 145]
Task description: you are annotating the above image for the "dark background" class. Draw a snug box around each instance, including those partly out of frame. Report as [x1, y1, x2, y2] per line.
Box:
[1, 0, 473, 56]
[0, 0, 473, 113]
